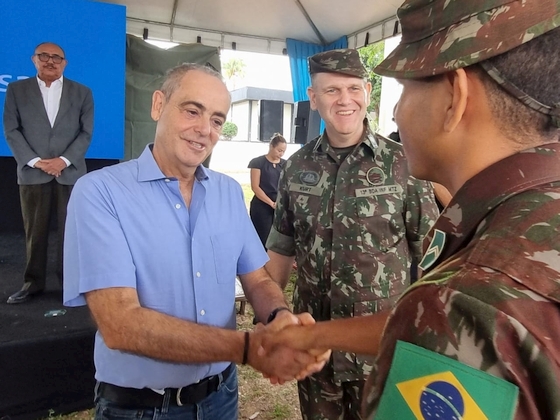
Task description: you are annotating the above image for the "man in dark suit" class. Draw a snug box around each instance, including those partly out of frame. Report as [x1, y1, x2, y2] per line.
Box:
[3, 42, 94, 304]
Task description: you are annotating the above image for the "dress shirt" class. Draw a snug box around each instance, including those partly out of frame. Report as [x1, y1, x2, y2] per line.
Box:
[27, 76, 70, 168]
[64, 144, 267, 389]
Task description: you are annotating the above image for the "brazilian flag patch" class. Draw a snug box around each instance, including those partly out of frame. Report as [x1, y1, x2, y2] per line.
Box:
[375, 341, 519, 419]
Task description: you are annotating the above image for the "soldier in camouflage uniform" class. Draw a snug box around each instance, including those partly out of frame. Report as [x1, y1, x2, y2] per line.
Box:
[265, 49, 439, 419]
[260, 1, 560, 418]
[360, 0, 560, 418]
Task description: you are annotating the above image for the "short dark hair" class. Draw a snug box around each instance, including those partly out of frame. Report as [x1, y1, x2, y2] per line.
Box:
[474, 27, 560, 143]
[160, 63, 225, 102]
[270, 133, 286, 147]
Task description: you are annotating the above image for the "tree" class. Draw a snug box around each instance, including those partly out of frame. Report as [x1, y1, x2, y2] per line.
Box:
[359, 42, 385, 126]
[222, 58, 246, 90]
[221, 121, 238, 140]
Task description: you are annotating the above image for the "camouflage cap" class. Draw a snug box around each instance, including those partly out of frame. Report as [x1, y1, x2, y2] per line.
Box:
[374, 0, 560, 79]
[308, 49, 368, 78]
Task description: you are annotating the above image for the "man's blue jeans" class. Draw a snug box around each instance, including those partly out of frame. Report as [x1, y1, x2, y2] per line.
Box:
[94, 366, 238, 420]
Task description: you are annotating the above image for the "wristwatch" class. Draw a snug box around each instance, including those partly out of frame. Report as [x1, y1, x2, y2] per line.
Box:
[266, 307, 291, 324]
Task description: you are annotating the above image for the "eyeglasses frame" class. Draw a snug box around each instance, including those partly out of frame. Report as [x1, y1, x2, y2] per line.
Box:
[35, 53, 65, 64]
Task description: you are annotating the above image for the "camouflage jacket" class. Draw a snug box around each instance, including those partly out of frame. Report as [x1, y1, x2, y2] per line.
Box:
[267, 123, 438, 382]
[364, 143, 560, 419]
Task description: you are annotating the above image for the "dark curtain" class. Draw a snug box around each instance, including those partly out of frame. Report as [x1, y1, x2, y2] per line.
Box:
[125, 34, 221, 161]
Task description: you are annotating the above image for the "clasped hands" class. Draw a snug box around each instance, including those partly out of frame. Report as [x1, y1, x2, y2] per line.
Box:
[35, 157, 66, 177]
[248, 311, 329, 385]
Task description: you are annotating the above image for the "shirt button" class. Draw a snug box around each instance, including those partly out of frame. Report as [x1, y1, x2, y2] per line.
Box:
[196, 272, 201, 278]
[165, 178, 170, 182]
[175, 203, 181, 209]
[200, 310, 205, 316]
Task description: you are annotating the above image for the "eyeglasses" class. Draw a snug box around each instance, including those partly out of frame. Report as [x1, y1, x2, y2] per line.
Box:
[35, 53, 65, 64]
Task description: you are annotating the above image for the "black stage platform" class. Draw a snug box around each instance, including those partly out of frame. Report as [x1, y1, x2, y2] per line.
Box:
[0, 233, 96, 420]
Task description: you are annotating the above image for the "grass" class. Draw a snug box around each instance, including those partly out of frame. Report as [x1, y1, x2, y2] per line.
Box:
[48, 185, 302, 420]
[272, 404, 292, 419]
[236, 271, 300, 420]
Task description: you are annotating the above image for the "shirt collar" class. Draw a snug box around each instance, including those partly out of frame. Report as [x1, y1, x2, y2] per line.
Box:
[137, 144, 210, 182]
[36, 75, 64, 87]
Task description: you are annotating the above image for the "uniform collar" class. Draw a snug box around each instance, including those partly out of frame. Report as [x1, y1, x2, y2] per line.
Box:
[313, 118, 378, 156]
[420, 143, 560, 300]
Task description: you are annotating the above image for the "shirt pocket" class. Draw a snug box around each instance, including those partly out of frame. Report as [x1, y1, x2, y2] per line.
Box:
[210, 232, 241, 284]
[355, 195, 405, 253]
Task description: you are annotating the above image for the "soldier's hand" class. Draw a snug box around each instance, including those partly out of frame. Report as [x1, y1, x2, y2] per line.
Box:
[248, 322, 318, 384]
[255, 312, 330, 383]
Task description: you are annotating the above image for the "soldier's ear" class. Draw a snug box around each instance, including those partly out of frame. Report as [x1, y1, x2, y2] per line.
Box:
[308, 87, 318, 110]
[443, 69, 468, 133]
[365, 81, 372, 106]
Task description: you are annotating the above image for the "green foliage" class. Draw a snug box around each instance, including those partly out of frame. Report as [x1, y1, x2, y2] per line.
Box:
[222, 58, 246, 79]
[221, 121, 238, 140]
[359, 42, 385, 125]
[222, 58, 247, 89]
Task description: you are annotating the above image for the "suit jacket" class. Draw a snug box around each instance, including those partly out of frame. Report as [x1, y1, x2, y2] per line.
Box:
[3, 76, 94, 185]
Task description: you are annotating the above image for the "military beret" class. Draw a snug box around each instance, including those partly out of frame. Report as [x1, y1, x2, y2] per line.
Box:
[375, 0, 560, 79]
[308, 49, 368, 79]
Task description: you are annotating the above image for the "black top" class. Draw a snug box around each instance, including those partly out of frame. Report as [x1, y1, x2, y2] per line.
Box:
[247, 155, 286, 201]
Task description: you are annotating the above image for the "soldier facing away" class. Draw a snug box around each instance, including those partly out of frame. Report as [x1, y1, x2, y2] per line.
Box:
[261, 0, 560, 418]
[264, 48, 439, 419]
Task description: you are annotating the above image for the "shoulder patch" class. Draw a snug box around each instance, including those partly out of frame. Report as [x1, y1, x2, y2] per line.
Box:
[418, 229, 446, 271]
[299, 171, 321, 186]
[366, 167, 386, 186]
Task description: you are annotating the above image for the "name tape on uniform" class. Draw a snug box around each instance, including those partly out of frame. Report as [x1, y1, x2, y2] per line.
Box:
[289, 183, 323, 196]
[356, 185, 403, 198]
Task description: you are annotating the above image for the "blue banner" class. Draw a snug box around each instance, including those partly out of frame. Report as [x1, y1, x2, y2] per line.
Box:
[0, 0, 126, 159]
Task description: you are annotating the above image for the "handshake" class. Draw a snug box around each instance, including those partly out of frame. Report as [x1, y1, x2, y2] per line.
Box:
[244, 310, 331, 385]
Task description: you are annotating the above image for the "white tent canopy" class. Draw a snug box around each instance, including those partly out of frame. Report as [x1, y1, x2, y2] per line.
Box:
[98, 0, 401, 54]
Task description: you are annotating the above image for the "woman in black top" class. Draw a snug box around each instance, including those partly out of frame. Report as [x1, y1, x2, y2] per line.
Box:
[247, 133, 287, 248]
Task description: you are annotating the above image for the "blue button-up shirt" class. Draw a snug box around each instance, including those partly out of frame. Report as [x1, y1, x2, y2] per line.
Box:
[64, 144, 267, 389]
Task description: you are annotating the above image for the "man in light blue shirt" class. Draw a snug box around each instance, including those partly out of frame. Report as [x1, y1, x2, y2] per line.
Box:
[64, 63, 328, 420]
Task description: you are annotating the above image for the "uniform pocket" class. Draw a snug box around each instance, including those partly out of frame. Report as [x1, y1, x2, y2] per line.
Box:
[355, 195, 405, 253]
[353, 294, 400, 316]
[291, 192, 323, 244]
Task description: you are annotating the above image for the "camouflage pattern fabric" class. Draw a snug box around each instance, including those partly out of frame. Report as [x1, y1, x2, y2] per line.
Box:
[363, 143, 560, 419]
[375, 0, 560, 79]
[308, 49, 369, 79]
[298, 364, 365, 420]
[267, 121, 439, 385]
